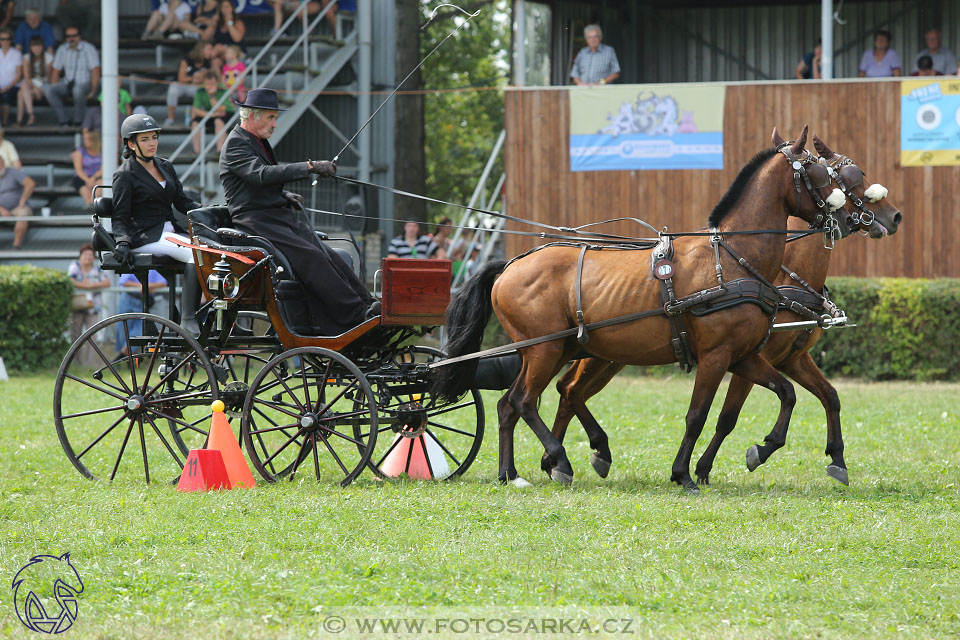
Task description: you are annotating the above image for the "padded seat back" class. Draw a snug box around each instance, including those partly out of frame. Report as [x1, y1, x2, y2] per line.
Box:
[187, 206, 231, 242]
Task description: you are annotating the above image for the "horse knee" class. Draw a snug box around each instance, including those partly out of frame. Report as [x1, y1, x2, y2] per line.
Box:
[776, 379, 796, 409]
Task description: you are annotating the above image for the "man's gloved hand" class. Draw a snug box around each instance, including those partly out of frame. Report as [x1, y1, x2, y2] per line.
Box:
[112, 241, 133, 267]
[308, 160, 337, 178]
[284, 191, 304, 207]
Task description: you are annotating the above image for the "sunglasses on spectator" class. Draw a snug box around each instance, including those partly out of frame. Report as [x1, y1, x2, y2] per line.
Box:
[0, 37, 10, 41]
[66, 32, 80, 38]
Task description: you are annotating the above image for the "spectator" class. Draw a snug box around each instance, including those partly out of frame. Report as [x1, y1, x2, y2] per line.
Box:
[13, 9, 54, 55]
[115, 271, 168, 356]
[0, 155, 34, 248]
[165, 40, 219, 126]
[914, 28, 956, 76]
[191, 70, 232, 154]
[0, 28, 21, 127]
[270, 0, 351, 36]
[430, 216, 453, 259]
[45, 26, 100, 128]
[570, 24, 620, 86]
[0, 126, 21, 168]
[56, 0, 100, 43]
[82, 86, 133, 133]
[142, 0, 195, 40]
[67, 243, 110, 366]
[462, 243, 483, 280]
[858, 30, 901, 78]
[795, 39, 822, 80]
[17, 35, 51, 127]
[387, 220, 439, 259]
[320, 0, 356, 34]
[910, 55, 942, 77]
[221, 44, 246, 101]
[204, 0, 247, 55]
[189, 0, 220, 36]
[71, 129, 102, 206]
[0, 0, 12, 31]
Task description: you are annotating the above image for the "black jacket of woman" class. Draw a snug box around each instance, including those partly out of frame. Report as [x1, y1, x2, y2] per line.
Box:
[111, 156, 201, 247]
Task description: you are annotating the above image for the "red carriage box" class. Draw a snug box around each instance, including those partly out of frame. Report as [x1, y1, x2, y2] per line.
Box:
[380, 258, 451, 325]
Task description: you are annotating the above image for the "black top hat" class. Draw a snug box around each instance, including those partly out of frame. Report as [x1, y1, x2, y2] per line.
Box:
[233, 88, 287, 111]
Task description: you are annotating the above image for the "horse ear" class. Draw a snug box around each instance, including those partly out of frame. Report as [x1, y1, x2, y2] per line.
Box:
[791, 125, 808, 153]
[813, 134, 836, 158]
[771, 127, 785, 146]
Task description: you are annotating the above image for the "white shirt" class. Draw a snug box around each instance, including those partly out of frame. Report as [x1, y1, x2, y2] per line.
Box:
[0, 47, 22, 89]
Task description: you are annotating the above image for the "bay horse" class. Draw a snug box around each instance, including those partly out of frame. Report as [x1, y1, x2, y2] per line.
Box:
[541, 134, 903, 487]
[435, 126, 847, 492]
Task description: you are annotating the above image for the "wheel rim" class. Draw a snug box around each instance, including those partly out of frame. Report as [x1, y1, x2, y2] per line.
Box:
[54, 313, 218, 483]
[365, 346, 484, 481]
[242, 347, 377, 486]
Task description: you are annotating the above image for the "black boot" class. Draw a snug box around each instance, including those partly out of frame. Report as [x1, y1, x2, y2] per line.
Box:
[180, 273, 202, 336]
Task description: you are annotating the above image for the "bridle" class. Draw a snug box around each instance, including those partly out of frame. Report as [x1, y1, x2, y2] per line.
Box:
[777, 141, 843, 246]
[820, 154, 875, 233]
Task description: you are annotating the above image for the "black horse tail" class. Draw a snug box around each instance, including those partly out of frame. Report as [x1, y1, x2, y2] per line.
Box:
[432, 260, 507, 403]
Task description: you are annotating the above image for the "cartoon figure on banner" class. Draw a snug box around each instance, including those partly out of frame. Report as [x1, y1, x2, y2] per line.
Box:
[600, 92, 684, 137]
[11, 552, 84, 634]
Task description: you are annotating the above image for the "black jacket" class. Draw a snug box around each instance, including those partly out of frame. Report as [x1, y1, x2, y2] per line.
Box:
[111, 157, 201, 247]
[218, 125, 310, 218]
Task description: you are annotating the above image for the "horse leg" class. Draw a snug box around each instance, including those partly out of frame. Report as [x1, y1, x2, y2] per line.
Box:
[672, 351, 731, 494]
[694, 374, 755, 486]
[728, 353, 797, 473]
[497, 376, 525, 486]
[779, 352, 848, 485]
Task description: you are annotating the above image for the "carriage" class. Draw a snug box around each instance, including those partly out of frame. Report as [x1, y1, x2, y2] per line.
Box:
[53, 196, 485, 486]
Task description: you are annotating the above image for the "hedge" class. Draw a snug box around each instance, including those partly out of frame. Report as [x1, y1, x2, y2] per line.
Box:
[0, 265, 73, 372]
[814, 277, 960, 381]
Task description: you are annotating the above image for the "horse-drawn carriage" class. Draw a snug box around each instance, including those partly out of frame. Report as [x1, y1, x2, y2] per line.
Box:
[54, 196, 485, 486]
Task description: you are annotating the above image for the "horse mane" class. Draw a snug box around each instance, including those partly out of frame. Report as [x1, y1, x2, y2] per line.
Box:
[707, 147, 778, 228]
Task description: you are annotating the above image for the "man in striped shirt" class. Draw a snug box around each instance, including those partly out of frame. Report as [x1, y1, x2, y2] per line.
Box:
[387, 220, 439, 259]
[570, 24, 620, 86]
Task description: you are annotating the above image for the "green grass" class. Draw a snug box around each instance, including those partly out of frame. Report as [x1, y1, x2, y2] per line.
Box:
[1, 372, 959, 639]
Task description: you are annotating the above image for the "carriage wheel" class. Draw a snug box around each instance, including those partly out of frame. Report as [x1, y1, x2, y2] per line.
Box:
[53, 313, 218, 483]
[365, 346, 484, 481]
[241, 347, 378, 487]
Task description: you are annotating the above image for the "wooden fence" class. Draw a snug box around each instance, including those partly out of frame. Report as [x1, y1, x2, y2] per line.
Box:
[503, 81, 960, 278]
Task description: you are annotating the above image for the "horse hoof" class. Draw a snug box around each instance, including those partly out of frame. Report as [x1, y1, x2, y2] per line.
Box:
[745, 445, 761, 472]
[550, 469, 573, 486]
[826, 465, 849, 486]
[590, 453, 611, 478]
[510, 477, 532, 489]
[683, 480, 700, 495]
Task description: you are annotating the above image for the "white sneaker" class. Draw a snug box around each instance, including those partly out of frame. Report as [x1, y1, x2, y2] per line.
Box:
[162, 117, 175, 126]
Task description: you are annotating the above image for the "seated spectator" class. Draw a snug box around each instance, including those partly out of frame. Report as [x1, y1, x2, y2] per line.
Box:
[165, 40, 219, 126]
[221, 44, 246, 101]
[0, 126, 21, 168]
[0, 29, 21, 126]
[910, 55, 942, 77]
[191, 70, 232, 154]
[0, 155, 34, 248]
[858, 30, 901, 78]
[430, 216, 453, 259]
[269, 0, 318, 36]
[0, 0, 12, 31]
[387, 221, 439, 259]
[795, 39, 822, 80]
[13, 9, 54, 55]
[570, 24, 620, 86]
[17, 35, 51, 127]
[203, 1, 247, 56]
[56, 0, 101, 43]
[82, 86, 133, 133]
[68, 242, 110, 365]
[189, 0, 220, 37]
[142, 0, 195, 40]
[321, 0, 356, 33]
[45, 26, 100, 128]
[115, 270, 168, 356]
[914, 28, 956, 76]
[71, 129, 102, 206]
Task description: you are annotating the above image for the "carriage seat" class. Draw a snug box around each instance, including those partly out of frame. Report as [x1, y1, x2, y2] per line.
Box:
[91, 196, 186, 275]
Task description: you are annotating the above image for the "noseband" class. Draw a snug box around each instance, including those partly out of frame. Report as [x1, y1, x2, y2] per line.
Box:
[820, 154, 875, 232]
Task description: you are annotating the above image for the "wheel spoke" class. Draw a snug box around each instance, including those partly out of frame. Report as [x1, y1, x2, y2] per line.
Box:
[138, 325, 167, 394]
[143, 413, 184, 468]
[312, 358, 333, 412]
[252, 430, 278, 475]
[76, 411, 129, 460]
[317, 430, 350, 476]
[311, 433, 321, 480]
[144, 354, 197, 398]
[300, 357, 312, 412]
[288, 436, 312, 481]
[248, 422, 301, 436]
[63, 372, 127, 402]
[425, 427, 462, 469]
[251, 397, 301, 421]
[317, 378, 358, 414]
[146, 389, 212, 405]
[428, 400, 477, 418]
[419, 435, 436, 478]
[317, 424, 366, 447]
[61, 404, 127, 420]
[375, 432, 405, 468]
[144, 407, 207, 435]
[109, 418, 136, 482]
[426, 420, 476, 438]
[262, 427, 305, 467]
[89, 340, 133, 395]
[123, 321, 139, 392]
[137, 416, 150, 483]
[272, 367, 305, 413]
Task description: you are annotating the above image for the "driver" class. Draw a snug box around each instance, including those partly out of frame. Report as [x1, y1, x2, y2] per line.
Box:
[218, 88, 378, 335]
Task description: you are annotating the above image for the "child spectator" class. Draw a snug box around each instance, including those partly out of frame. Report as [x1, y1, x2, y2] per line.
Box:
[221, 44, 246, 101]
[68, 243, 111, 365]
[794, 39, 822, 80]
[858, 30, 901, 78]
[71, 129, 102, 206]
[115, 271, 168, 356]
[165, 40, 220, 126]
[13, 9, 55, 55]
[910, 55, 942, 77]
[191, 70, 232, 154]
[0, 28, 22, 127]
[17, 36, 51, 127]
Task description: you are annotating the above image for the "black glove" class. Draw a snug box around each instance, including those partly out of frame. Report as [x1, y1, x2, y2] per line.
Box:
[284, 191, 304, 207]
[112, 241, 133, 267]
[308, 160, 337, 178]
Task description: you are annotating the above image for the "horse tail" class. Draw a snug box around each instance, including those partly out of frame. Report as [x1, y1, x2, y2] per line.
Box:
[432, 260, 507, 403]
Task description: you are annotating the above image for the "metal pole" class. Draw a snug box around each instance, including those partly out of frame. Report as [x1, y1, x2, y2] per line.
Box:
[515, 0, 526, 86]
[821, 0, 834, 80]
[101, 0, 119, 189]
[357, 0, 372, 182]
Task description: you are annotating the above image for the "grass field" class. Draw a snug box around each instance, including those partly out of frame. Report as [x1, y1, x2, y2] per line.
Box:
[1, 371, 959, 639]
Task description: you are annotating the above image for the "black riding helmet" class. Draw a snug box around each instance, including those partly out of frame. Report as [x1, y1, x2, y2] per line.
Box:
[120, 114, 162, 162]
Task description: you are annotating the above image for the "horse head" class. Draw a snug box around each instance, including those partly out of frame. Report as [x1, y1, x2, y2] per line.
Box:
[813, 134, 903, 238]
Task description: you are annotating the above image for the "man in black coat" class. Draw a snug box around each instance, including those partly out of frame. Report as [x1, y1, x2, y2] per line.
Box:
[219, 88, 377, 335]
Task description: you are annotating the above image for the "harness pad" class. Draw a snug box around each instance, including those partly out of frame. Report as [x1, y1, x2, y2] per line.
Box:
[688, 278, 781, 317]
